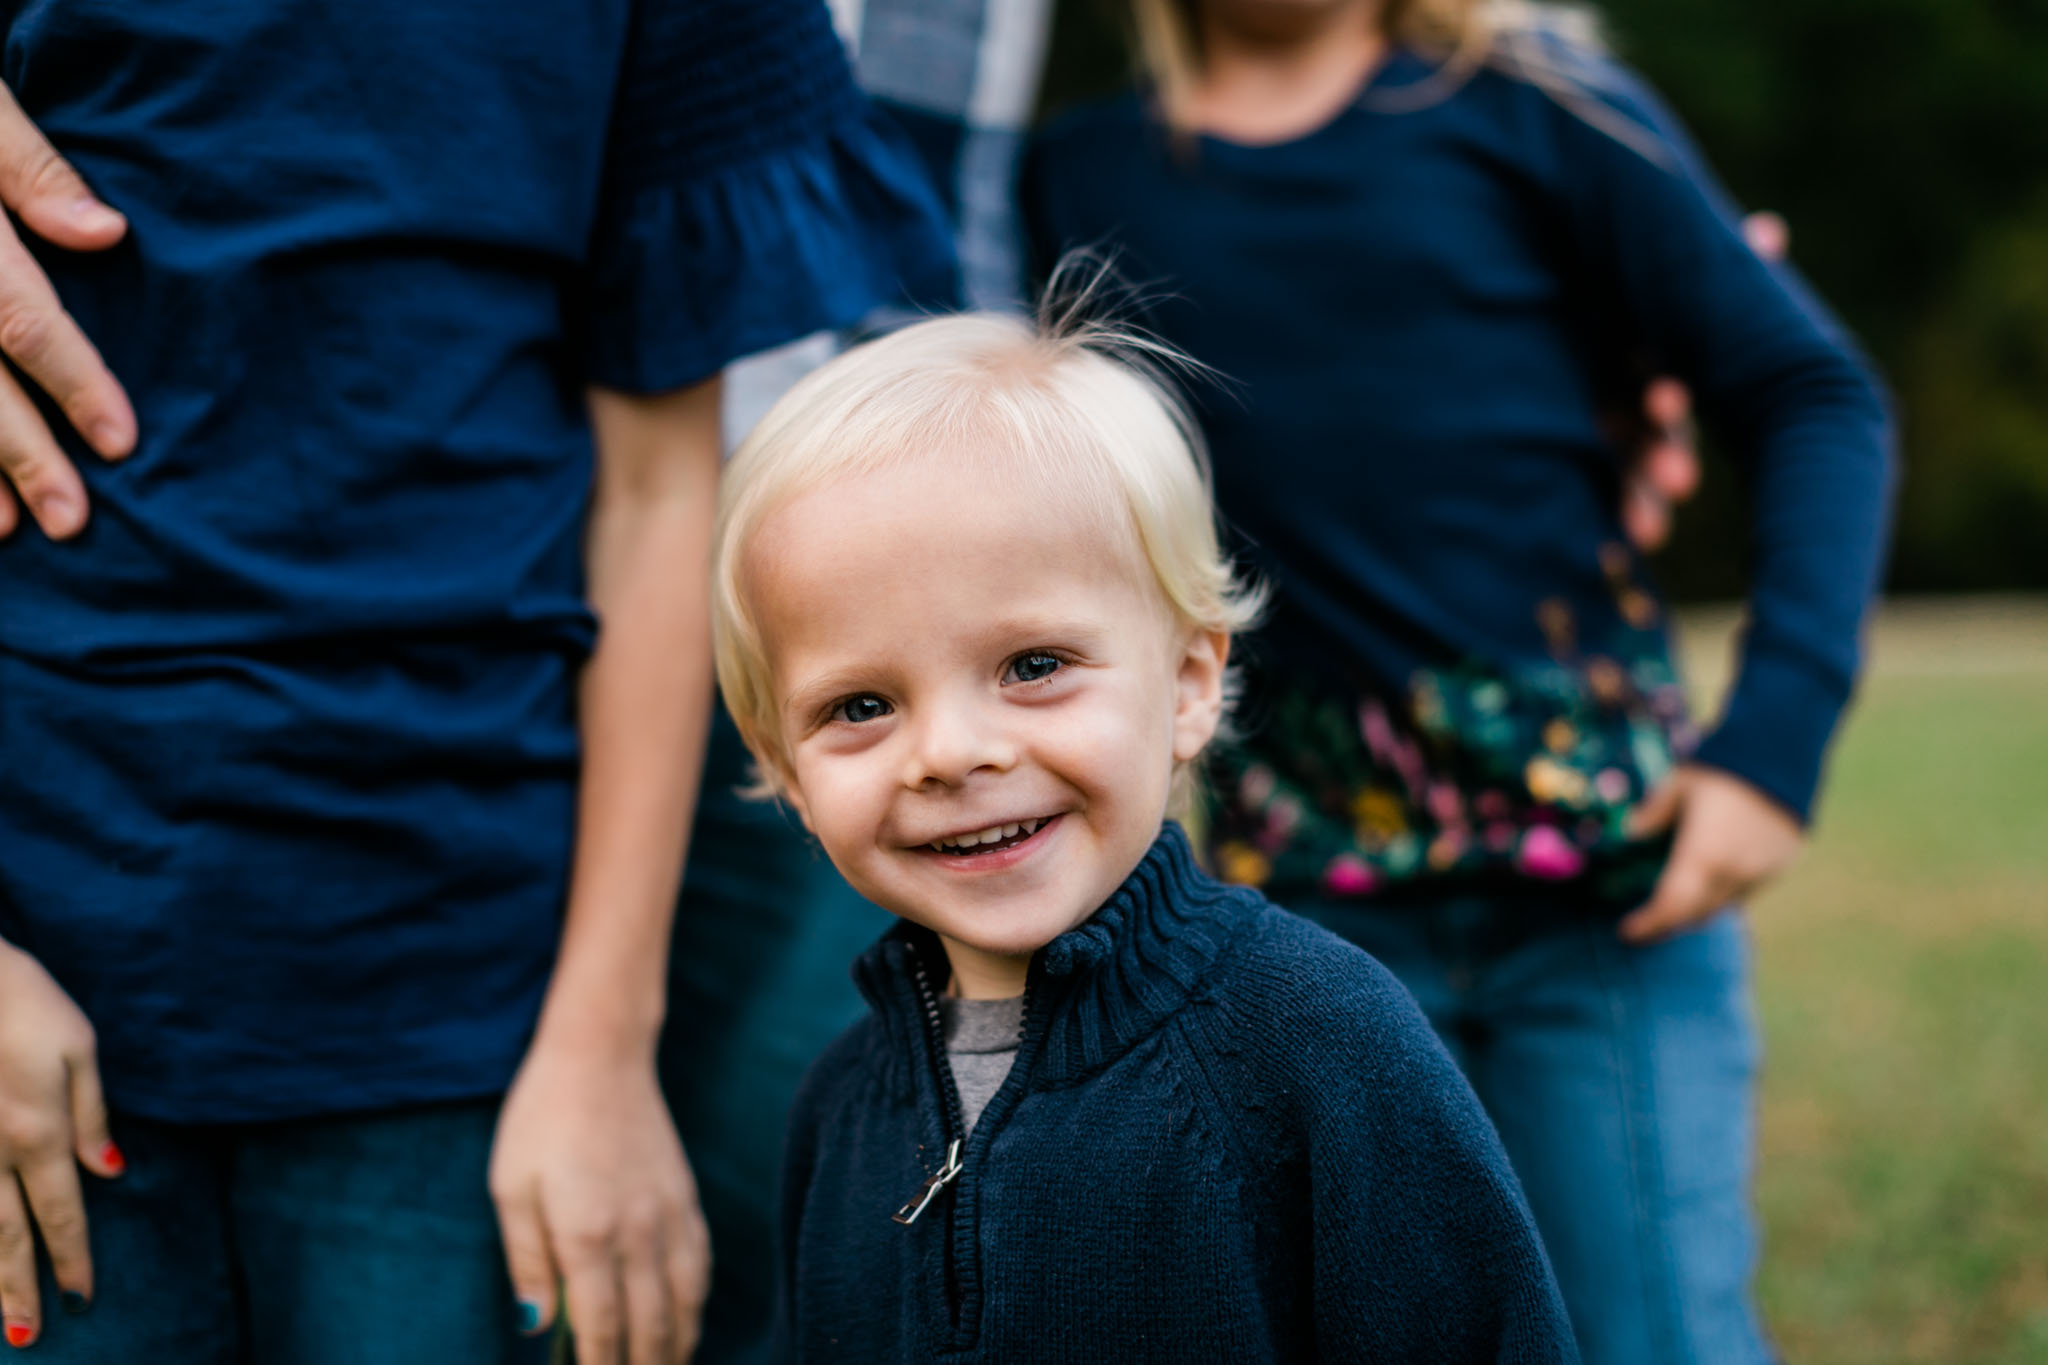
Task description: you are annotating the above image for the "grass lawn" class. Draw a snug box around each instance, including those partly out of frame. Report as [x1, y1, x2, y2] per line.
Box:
[1679, 596, 2048, 1364]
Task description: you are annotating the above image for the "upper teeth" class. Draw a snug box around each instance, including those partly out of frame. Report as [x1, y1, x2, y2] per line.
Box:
[931, 818, 1043, 851]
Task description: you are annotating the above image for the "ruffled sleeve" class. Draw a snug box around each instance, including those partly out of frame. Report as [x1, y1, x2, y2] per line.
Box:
[581, 0, 960, 394]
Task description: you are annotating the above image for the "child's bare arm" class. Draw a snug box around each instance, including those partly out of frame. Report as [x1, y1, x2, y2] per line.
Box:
[488, 377, 722, 1365]
[0, 937, 123, 1347]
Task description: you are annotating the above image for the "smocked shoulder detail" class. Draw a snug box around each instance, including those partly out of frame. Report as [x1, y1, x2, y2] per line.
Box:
[582, 0, 958, 391]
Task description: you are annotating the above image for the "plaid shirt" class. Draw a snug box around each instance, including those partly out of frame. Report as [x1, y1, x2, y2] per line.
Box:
[723, 0, 1054, 441]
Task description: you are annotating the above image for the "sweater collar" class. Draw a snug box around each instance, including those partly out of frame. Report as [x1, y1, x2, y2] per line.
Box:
[852, 823, 1261, 1086]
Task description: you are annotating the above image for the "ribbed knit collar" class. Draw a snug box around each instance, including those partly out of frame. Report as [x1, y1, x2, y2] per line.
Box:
[852, 823, 1262, 1087]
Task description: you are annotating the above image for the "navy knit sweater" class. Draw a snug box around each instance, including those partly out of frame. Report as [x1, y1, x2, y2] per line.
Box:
[772, 826, 1579, 1362]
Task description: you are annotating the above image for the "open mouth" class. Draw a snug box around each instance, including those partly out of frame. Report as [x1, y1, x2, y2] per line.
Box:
[925, 815, 1057, 858]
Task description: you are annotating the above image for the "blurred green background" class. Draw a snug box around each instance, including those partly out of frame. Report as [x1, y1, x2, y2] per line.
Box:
[1683, 601, 2048, 1365]
[1037, 3, 2048, 1360]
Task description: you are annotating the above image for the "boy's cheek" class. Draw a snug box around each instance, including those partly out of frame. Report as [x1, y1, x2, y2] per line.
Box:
[788, 769, 881, 863]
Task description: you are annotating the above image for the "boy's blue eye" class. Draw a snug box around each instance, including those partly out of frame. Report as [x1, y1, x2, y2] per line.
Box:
[1006, 653, 1062, 684]
[835, 695, 892, 724]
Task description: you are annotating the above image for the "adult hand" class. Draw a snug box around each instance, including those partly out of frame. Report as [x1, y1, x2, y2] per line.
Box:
[0, 81, 137, 541]
[1620, 211, 1791, 552]
[490, 1035, 709, 1365]
[0, 940, 125, 1349]
[1617, 764, 1803, 944]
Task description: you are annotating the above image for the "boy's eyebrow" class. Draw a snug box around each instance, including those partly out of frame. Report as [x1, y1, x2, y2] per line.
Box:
[960, 614, 1114, 660]
[783, 668, 879, 720]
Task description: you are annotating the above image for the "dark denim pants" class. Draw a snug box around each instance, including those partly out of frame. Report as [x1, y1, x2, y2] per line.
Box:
[1299, 888, 1775, 1365]
[28, 715, 875, 1365]
[29, 1098, 543, 1365]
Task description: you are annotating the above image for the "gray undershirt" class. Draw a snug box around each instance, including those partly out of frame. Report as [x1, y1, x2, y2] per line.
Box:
[939, 994, 1024, 1136]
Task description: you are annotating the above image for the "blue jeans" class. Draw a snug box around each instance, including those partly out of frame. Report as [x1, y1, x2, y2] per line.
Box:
[659, 712, 890, 1365]
[29, 1099, 543, 1364]
[1298, 889, 1773, 1365]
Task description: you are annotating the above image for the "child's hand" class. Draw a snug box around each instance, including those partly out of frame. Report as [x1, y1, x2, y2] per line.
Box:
[0, 940, 123, 1347]
[1618, 764, 1804, 944]
[489, 1034, 709, 1364]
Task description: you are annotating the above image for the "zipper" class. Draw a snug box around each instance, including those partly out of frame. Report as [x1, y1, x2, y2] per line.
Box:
[892, 938, 1045, 1345]
[897, 941, 971, 1321]
[891, 1137, 962, 1225]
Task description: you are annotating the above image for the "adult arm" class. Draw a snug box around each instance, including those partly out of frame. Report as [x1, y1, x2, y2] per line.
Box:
[489, 378, 722, 1365]
[534, 2, 953, 1348]
[0, 81, 135, 539]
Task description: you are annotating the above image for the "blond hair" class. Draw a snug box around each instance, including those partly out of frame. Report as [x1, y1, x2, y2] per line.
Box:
[711, 271, 1265, 791]
[1131, 0, 1662, 161]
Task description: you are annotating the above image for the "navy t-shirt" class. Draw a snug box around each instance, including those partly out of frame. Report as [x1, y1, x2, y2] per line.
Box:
[0, 0, 954, 1121]
[1024, 49, 1894, 900]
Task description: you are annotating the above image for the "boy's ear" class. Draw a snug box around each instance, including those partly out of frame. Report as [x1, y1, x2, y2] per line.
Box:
[768, 755, 815, 833]
[1171, 628, 1230, 763]
[744, 731, 815, 831]
[782, 782, 815, 835]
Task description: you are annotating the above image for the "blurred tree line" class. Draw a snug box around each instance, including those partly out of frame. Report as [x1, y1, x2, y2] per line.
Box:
[1037, 0, 2048, 596]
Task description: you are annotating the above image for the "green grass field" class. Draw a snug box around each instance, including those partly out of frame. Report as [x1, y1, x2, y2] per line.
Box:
[1680, 597, 2048, 1364]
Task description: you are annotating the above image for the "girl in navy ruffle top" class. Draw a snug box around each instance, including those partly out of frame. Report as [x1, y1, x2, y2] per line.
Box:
[1022, 2, 1894, 1361]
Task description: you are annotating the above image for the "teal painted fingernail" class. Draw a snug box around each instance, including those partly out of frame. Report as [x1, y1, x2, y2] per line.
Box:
[514, 1300, 543, 1334]
[59, 1291, 89, 1317]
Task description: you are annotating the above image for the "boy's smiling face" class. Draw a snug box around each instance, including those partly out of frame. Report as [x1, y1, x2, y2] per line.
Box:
[746, 455, 1227, 998]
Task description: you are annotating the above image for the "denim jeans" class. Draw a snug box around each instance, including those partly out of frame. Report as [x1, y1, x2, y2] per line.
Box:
[659, 711, 890, 1365]
[31, 714, 880, 1365]
[1297, 888, 1774, 1365]
[29, 1098, 543, 1365]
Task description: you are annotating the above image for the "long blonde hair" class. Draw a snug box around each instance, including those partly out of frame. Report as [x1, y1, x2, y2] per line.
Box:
[1131, 0, 1662, 160]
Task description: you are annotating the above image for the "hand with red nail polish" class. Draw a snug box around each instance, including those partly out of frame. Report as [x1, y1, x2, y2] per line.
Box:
[0, 936, 122, 1346]
[0, 79, 139, 544]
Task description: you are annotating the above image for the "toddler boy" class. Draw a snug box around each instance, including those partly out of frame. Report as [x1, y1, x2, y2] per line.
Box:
[710, 309, 1580, 1363]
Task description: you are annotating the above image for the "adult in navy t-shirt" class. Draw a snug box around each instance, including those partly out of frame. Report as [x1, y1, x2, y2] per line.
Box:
[0, 0, 952, 1359]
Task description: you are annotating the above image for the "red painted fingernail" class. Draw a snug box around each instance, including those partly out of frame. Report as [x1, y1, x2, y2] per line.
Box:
[101, 1140, 126, 1174]
[5, 1321, 34, 1348]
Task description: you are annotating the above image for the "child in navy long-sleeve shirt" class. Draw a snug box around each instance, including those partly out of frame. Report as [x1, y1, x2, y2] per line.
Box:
[708, 304, 1580, 1362]
[1021, 4, 1895, 1360]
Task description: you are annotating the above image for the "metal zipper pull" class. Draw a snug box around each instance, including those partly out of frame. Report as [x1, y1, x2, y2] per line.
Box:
[891, 1139, 963, 1226]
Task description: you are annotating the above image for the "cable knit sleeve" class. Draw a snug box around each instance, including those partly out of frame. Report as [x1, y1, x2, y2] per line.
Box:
[581, 0, 959, 393]
[1236, 921, 1581, 1362]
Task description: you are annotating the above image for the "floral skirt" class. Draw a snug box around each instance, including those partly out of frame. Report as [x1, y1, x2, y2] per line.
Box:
[1208, 641, 1691, 907]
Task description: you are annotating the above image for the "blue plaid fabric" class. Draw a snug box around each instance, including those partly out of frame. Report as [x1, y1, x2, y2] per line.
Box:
[849, 0, 1053, 310]
[722, 0, 1052, 442]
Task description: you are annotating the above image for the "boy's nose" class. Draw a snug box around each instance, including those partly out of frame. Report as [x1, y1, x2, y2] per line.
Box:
[902, 702, 1017, 789]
